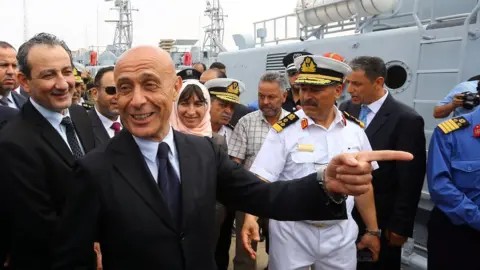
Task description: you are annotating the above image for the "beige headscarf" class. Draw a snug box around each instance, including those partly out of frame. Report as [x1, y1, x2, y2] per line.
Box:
[170, 80, 213, 137]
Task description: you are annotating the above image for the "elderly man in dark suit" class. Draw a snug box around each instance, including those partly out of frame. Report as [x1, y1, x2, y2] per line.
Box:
[52, 46, 412, 270]
[0, 33, 96, 270]
[340, 56, 426, 270]
[88, 66, 122, 145]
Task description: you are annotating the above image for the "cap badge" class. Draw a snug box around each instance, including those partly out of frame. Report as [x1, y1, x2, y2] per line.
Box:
[300, 56, 317, 73]
[226, 81, 240, 95]
[186, 70, 192, 76]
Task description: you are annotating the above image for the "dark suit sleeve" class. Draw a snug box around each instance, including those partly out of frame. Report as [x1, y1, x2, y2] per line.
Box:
[0, 141, 59, 267]
[388, 113, 427, 237]
[53, 159, 100, 270]
[213, 141, 346, 221]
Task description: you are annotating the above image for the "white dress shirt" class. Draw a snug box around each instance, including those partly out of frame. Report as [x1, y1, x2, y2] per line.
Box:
[363, 90, 389, 128]
[30, 98, 85, 154]
[0, 91, 19, 109]
[133, 127, 181, 183]
[95, 107, 122, 138]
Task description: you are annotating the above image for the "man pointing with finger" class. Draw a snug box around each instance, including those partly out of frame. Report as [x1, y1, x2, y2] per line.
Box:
[52, 46, 412, 270]
[243, 55, 382, 270]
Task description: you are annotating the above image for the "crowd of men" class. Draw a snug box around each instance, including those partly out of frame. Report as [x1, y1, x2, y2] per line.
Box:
[0, 31, 478, 270]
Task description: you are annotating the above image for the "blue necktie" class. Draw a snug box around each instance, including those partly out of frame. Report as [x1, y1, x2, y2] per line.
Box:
[157, 142, 181, 225]
[359, 105, 371, 127]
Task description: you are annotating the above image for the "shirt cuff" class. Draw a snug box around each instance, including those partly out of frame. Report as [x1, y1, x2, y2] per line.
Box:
[249, 166, 276, 183]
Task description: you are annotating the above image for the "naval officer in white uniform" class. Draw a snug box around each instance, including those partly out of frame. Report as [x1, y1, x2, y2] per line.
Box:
[204, 78, 245, 144]
[242, 55, 381, 270]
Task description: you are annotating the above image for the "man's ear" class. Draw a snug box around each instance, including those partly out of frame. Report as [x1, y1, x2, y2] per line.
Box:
[17, 72, 30, 94]
[173, 76, 182, 101]
[375, 77, 385, 89]
[91, 88, 99, 102]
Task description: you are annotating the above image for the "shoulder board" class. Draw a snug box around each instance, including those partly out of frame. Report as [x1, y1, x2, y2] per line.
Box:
[226, 124, 234, 130]
[437, 116, 470, 134]
[342, 111, 365, 129]
[272, 113, 299, 133]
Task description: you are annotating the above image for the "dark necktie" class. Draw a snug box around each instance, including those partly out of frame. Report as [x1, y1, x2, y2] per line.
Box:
[61, 116, 84, 159]
[110, 122, 121, 136]
[157, 142, 181, 225]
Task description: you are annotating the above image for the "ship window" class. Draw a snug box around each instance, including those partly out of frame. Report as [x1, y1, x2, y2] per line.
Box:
[385, 65, 408, 90]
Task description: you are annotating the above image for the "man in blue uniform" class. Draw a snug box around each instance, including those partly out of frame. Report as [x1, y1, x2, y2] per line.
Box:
[427, 108, 480, 269]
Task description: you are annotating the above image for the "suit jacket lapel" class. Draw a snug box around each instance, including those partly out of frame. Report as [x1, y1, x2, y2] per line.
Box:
[22, 102, 75, 166]
[70, 105, 95, 152]
[173, 131, 197, 230]
[366, 94, 393, 138]
[112, 130, 177, 232]
[88, 109, 110, 144]
[12, 92, 27, 108]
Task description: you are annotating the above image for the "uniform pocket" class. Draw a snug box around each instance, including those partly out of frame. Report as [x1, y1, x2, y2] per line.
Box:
[451, 160, 480, 189]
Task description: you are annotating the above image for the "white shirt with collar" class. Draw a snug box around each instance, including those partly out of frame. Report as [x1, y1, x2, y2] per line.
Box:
[363, 89, 389, 127]
[133, 127, 181, 183]
[0, 91, 19, 109]
[30, 98, 85, 155]
[217, 125, 233, 146]
[95, 107, 122, 138]
[250, 108, 377, 222]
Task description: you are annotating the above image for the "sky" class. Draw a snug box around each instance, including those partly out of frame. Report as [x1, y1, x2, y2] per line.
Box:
[0, 0, 298, 52]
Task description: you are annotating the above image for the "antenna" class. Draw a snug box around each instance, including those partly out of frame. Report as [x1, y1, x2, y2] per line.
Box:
[105, 0, 138, 56]
[23, 0, 28, 42]
[202, 0, 227, 60]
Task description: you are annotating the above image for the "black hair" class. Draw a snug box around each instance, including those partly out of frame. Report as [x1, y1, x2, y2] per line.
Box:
[17, 33, 72, 79]
[349, 56, 387, 82]
[468, 74, 480, 81]
[209, 62, 226, 70]
[179, 84, 207, 104]
[94, 66, 115, 86]
[0, 41, 15, 51]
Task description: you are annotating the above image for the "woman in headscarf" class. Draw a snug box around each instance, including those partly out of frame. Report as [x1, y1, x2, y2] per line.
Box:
[170, 79, 227, 242]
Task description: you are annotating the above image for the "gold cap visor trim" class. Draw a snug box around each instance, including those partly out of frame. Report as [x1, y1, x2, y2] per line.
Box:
[210, 92, 240, 104]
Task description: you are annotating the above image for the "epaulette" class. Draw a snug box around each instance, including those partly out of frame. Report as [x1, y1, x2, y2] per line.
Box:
[342, 111, 365, 128]
[82, 102, 94, 110]
[437, 116, 469, 134]
[272, 113, 299, 132]
[226, 124, 235, 130]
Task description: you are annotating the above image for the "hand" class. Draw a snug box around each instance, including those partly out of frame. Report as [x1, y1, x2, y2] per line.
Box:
[385, 230, 408, 247]
[452, 94, 464, 108]
[324, 151, 413, 196]
[94, 242, 103, 270]
[241, 214, 260, 260]
[357, 234, 381, 262]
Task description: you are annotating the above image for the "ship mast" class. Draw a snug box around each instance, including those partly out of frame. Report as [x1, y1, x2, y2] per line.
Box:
[105, 0, 138, 56]
[202, 0, 227, 61]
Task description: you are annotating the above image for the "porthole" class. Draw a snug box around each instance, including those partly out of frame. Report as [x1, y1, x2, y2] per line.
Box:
[385, 60, 412, 94]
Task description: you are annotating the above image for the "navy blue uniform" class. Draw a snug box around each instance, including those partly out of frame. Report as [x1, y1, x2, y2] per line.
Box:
[427, 109, 480, 269]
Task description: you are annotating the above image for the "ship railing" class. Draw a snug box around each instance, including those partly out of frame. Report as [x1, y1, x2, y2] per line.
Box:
[252, 0, 480, 47]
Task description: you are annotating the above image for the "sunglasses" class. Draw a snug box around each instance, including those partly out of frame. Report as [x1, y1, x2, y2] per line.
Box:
[104, 86, 117, 95]
[287, 70, 299, 77]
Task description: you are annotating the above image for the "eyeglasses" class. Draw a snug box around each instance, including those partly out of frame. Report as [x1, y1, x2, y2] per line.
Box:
[287, 70, 299, 77]
[104, 86, 117, 95]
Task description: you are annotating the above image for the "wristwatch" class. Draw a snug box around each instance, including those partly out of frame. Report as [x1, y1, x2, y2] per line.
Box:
[365, 228, 382, 237]
[316, 165, 347, 205]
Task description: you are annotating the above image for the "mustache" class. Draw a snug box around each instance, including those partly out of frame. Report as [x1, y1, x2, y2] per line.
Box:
[52, 88, 69, 95]
[221, 113, 232, 119]
[301, 99, 318, 107]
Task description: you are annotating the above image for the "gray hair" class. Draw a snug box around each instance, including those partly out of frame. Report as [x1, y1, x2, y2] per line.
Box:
[259, 71, 287, 93]
[17, 33, 73, 79]
[349, 56, 387, 82]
